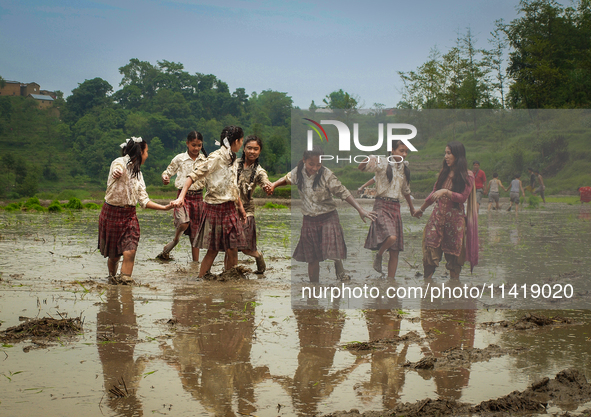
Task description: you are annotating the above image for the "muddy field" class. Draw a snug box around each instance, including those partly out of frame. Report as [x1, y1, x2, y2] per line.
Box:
[1, 201, 591, 416]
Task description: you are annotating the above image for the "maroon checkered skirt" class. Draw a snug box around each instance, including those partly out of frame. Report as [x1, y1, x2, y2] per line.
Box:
[98, 203, 140, 258]
[173, 190, 204, 240]
[293, 210, 347, 263]
[364, 198, 404, 251]
[238, 216, 257, 251]
[193, 201, 245, 251]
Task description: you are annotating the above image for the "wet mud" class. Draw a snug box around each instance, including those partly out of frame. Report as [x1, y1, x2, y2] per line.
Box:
[403, 344, 528, 370]
[324, 368, 591, 417]
[0, 316, 83, 344]
[482, 312, 577, 330]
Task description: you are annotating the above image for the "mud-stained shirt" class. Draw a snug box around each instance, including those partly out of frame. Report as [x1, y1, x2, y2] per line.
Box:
[282, 167, 351, 217]
[162, 151, 206, 190]
[104, 155, 150, 208]
[361, 155, 410, 200]
[238, 163, 271, 217]
[188, 147, 240, 204]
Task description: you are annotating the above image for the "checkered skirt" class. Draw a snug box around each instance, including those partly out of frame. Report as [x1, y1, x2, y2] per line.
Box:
[293, 210, 347, 263]
[238, 216, 257, 251]
[193, 201, 246, 251]
[173, 190, 204, 240]
[364, 199, 404, 251]
[98, 203, 140, 258]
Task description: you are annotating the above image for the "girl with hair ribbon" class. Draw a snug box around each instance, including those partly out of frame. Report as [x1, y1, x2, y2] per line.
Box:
[98, 137, 174, 284]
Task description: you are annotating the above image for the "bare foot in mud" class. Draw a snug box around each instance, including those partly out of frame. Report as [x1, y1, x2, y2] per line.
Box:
[109, 274, 134, 285]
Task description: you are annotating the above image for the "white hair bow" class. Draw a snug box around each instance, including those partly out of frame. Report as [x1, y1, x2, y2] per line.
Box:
[119, 136, 143, 148]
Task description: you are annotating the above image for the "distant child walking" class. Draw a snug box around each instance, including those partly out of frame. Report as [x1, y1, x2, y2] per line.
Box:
[507, 173, 525, 214]
[487, 173, 507, 211]
[172, 126, 247, 278]
[268, 146, 377, 282]
[158, 131, 208, 261]
[533, 170, 546, 203]
[472, 161, 486, 211]
[235, 135, 272, 273]
[358, 140, 416, 279]
[98, 137, 173, 284]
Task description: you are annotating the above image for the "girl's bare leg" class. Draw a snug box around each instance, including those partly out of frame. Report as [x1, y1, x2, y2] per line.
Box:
[387, 249, 399, 279]
[308, 261, 320, 282]
[107, 256, 120, 276]
[241, 249, 266, 273]
[191, 247, 200, 262]
[224, 248, 238, 271]
[198, 249, 218, 277]
[120, 250, 136, 276]
[374, 236, 397, 273]
[161, 223, 189, 257]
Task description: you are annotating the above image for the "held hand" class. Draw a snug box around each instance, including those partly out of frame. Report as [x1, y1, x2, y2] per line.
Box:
[413, 209, 424, 218]
[263, 183, 273, 195]
[359, 209, 378, 223]
[162, 174, 170, 185]
[112, 168, 123, 180]
[239, 206, 247, 224]
[163, 202, 174, 210]
[171, 198, 184, 208]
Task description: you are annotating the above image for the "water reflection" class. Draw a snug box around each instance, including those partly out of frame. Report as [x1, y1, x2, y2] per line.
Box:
[161, 287, 269, 417]
[97, 286, 146, 417]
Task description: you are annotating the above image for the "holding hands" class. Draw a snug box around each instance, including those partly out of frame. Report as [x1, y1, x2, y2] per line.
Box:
[162, 174, 170, 185]
[359, 208, 378, 223]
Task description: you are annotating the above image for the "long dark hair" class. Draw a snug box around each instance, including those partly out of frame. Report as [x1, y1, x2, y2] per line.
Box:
[435, 141, 469, 195]
[220, 125, 244, 166]
[296, 145, 325, 191]
[121, 138, 147, 179]
[187, 130, 208, 157]
[238, 135, 263, 200]
[387, 140, 411, 185]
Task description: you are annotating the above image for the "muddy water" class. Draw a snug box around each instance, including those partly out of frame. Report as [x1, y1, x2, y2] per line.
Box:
[0, 203, 590, 416]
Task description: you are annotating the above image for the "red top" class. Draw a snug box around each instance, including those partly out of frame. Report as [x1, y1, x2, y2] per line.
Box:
[473, 169, 486, 190]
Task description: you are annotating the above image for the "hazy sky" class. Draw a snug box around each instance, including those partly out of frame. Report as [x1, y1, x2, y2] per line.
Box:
[1, 0, 525, 108]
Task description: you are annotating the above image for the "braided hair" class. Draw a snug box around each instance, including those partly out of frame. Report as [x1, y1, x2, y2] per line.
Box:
[237, 135, 263, 201]
[296, 146, 325, 192]
[386, 140, 411, 184]
[121, 138, 147, 179]
[220, 125, 244, 166]
[187, 130, 208, 157]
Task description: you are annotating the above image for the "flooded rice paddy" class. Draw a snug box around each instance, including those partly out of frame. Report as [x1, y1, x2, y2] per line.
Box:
[1, 201, 591, 416]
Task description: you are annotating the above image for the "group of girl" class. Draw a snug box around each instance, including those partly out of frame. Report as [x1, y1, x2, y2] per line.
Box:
[98, 127, 270, 283]
[267, 140, 479, 283]
[98, 130, 479, 284]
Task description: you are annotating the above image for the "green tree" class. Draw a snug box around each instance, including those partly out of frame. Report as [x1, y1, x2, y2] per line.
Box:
[323, 89, 359, 111]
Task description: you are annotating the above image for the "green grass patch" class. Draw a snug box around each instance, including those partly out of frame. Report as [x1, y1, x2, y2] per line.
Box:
[262, 202, 288, 209]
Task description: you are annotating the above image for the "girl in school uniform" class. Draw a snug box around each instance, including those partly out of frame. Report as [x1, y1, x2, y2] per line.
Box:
[98, 137, 173, 284]
[235, 135, 272, 273]
[268, 146, 377, 282]
[159, 131, 208, 261]
[358, 140, 416, 279]
[172, 126, 247, 278]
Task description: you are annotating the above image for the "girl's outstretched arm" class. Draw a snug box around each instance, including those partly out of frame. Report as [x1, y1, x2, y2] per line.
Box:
[268, 174, 290, 194]
[171, 177, 193, 207]
[146, 201, 174, 211]
[344, 195, 377, 223]
[404, 194, 416, 216]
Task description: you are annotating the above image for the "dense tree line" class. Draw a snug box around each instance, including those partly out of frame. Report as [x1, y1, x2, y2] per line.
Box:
[398, 0, 591, 110]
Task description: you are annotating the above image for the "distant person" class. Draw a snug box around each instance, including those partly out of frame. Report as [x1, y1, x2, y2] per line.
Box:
[158, 131, 208, 262]
[533, 170, 546, 203]
[507, 173, 525, 214]
[579, 186, 591, 203]
[526, 168, 536, 193]
[98, 137, 174, 284]
[358, 140, 417, 279]
[487, 172, 507, 211]
[472, 161, 486, 211]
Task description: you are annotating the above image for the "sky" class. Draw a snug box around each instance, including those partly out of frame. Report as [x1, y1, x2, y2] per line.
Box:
[1, 0, 527, 109]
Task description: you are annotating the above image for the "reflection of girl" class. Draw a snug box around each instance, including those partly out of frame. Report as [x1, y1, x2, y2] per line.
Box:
[414, 141, 478, 280]
[269, 146, 376, 282]
[358, 140, 416, 278]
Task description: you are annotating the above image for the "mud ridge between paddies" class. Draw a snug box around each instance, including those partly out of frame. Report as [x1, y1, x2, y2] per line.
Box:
[322, 368, 591, 417]
[0, 316, 83, 344]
